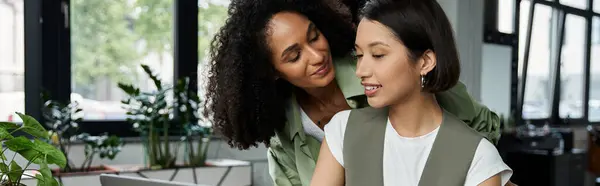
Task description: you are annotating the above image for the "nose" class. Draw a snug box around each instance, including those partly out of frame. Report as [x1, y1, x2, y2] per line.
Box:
[305, 46, 325, 66]
[355, 58, 372, 79]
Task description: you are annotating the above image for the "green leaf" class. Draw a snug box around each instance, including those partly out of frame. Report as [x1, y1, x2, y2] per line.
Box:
[5, 136, 34, 152]
[0, 128, 13, 140]
[0, 122, 19, 129]
[36, 174, 46, 186]
[118, 83, 140, 96]
[0, 162, 9, 173]
[9, 160, 23, 183]
[33, 139, 66, 168]
[18, 149, 44, 164]
[38, 161, 59, 186]
[16, 113, 48, 139]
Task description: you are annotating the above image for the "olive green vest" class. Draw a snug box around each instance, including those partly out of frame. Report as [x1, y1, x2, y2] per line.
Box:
[343, 107, 483, 186]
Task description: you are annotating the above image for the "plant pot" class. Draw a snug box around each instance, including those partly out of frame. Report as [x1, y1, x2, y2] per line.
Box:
[51, 165, 118, 177]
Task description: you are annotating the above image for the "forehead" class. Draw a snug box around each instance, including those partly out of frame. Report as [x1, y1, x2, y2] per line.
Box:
[267, 12, 310, 43]
[355, 19, 396, 45]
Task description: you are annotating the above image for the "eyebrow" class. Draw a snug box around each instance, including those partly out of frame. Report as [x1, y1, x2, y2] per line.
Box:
[280, 22, 316, 58]
[368, 41, 390, 47]
[354, 41, 390, 50]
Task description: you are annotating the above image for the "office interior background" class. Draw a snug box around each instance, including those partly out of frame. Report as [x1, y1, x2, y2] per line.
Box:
[1, 0, 600, 185]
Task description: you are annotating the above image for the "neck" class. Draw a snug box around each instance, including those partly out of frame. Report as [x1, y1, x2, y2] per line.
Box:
[297, 80, 345, 106]
[388, 92, 443, 137]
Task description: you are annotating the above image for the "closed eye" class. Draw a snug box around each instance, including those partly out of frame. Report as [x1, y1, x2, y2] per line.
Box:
[309, 31, 320, 42]
[354, 54, 364, 59]
[289, 51, 301, 62]
[372, 54, 385, 59]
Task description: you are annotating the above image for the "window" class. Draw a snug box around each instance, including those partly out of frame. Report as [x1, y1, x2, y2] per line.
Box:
[197, 0, 229, 98]
[594, 16, 600, 44]
[498, 0, 516, 34]
[591, 17, 600, 122]
[559, 14, 586, 119]
[518, 0, 531, 78]
[71, 0, 175, 121]
[560, 0, 588, 9]
[0, 0, 24, 122]
[520, 4, 555, 119]
[595, 0, 600, 13]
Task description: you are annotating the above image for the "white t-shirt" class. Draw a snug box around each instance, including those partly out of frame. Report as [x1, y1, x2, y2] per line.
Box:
[299, 106, 325, 142]
[324, 110, 513, 186]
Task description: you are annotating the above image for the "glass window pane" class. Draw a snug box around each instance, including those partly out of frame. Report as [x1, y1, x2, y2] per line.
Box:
[560, 0, 588, 9]
[518, 0, 531, 77]
[198, 1, 229, 98]
[71, 0, 174, 121]
[0, 0, 24, 122]
[498, 0, 515, 34]
[595, 0, 600, 13]
[590, 17, 600, 122]
[520, 4, 555, 119]
[559, 14, 586, 119]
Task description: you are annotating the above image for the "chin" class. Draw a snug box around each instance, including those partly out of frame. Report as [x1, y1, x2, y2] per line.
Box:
[319, 72, 336, 86]
[366, 97, 388, 108]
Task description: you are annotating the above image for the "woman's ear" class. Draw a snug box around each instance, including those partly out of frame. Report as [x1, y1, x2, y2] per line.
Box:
[419, 50, 436, 75]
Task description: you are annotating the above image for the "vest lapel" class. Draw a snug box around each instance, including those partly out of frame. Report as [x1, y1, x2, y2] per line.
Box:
[343, 107, 388, 186]
[418, 110, 483, 186]
[343, 108, 483, 186]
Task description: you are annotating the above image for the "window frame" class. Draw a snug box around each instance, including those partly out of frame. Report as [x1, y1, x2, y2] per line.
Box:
[24, 0, 200, 137]
[484, 0, 600, 126]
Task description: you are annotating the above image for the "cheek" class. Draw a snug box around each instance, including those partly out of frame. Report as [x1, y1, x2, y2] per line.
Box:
[277, 63, 306, 81]
[378, 59, 418, 96]
[275, 63, 313, 87]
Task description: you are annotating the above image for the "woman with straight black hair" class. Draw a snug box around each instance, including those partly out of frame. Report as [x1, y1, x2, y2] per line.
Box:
[205, 0, 503, 185]
[311, 0, 512, 185]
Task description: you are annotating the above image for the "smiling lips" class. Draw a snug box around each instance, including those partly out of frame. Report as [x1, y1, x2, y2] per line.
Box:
[362, 83, 382, 97]
[312, 58, 332, 76]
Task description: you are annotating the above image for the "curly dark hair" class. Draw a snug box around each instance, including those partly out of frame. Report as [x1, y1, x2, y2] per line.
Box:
[204, 0, 356, 149]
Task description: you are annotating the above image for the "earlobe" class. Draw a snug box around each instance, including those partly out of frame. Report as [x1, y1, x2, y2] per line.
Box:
[420, 50, 437, 75]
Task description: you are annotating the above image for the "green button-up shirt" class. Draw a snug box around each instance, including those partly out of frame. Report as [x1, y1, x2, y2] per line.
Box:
[267, 58, 500, 186]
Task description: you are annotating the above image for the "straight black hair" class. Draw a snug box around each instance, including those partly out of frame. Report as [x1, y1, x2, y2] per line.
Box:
[361, 0, 461, 93]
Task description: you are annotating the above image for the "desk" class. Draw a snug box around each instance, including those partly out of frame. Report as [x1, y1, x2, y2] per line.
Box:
[22, 159, 253, 186]
[506, 150, 586, 186]
[106, 159, 252, 186]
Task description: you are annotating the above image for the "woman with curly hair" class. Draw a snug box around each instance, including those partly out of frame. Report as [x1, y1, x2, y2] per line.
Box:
[204, 0, 501, 185]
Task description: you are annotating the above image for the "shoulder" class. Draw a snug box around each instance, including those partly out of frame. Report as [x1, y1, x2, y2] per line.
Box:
[465, 139, 513, 186]
[323, 110, 352, 137]
[323, 110, 352, 167]
[269, 129, 293, 154]
[473, 139, 503, 161]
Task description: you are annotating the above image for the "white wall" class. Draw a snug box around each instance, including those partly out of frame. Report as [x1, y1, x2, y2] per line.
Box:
[481, 44, 513, 116]
[438, 0, 485, 101]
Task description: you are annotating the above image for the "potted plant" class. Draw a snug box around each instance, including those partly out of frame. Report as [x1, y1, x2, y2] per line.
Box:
[173, 78, 212, 166]
[0, 112, 66, 186]
[41, 93, 123, 175]
[41, 93, 81, 173]
[119, 64, 213, 169]
[119, 64, 180, 169]
[76, 133, 124, 173]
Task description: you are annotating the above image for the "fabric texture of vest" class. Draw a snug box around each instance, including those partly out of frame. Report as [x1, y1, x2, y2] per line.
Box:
[343, 107, 483, 186]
